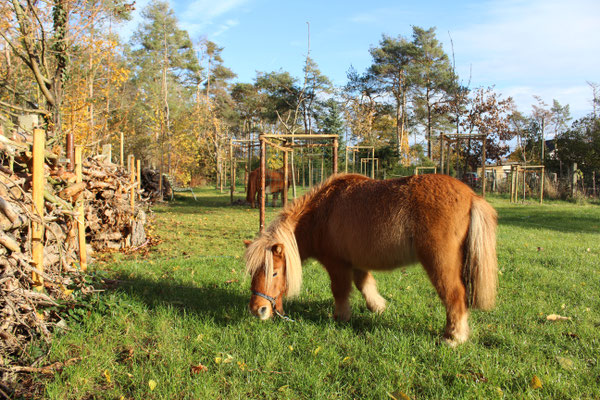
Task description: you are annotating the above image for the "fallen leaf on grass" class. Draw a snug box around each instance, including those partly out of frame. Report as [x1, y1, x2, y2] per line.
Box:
[530, 375, 542, 389]
[546, 314, 571, 321]
[191, 363, 208, 374]
[556, 356, 574, 370]
[148, 380, 157, 391]
[388, 390, 411, 400]
[313, 346, 322, 356]
[103, 369, 111, 384]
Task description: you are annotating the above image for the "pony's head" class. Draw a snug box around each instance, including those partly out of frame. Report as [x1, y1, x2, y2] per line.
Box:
[243, 218, 302, 320]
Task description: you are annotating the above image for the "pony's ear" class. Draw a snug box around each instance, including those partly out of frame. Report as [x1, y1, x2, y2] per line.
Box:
[243, 240, 252, 248]
[272, 243, 284, 256]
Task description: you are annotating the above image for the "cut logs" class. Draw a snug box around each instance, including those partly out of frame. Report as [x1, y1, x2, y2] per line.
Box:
[0, 132, 152, 383]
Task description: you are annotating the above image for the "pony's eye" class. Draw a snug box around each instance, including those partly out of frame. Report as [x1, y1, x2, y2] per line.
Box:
[272, 272, 278, 277]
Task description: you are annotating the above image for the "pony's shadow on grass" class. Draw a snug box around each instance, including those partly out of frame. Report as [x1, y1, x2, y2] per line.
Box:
[111, 276, 251, 326]
[283, 298, 440, 340]
[108, 276, 437, 339]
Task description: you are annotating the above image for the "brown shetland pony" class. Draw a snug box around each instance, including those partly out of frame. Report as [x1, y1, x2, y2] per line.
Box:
[244, 173, 498, 346]
[246, 167, 291, 208]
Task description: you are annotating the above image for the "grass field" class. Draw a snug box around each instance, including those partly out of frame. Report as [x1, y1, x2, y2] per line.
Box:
[35, 186, 600, 399]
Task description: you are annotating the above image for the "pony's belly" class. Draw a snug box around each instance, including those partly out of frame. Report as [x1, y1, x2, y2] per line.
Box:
[347, 240, 417, 271]
[265, 185, 273, 194]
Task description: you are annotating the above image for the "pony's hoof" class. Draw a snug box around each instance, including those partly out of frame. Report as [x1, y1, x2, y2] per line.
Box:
[443, 332, 468, 347]
[443, 337, 463, 348]
[366, 296, 387, 314]
[333, 306, 351, 322]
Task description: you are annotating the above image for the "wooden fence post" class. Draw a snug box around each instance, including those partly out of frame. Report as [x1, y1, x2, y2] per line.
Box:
[333, 138, 338, 174]
[32, 129, 45, 289]
[540, 166, 545, 205]
[283, 150, 289, 207]
[259, 137, 266, 232]
[75, 146, 87, 271]
[130, 157, 136, 213]
[120, 132, 124, 167]
[137, 159, 142, 200]
[230, 139, 234, 204]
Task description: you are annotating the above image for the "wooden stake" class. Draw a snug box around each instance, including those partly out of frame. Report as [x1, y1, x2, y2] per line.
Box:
[137, 159, 142, 200]
[120, 132, 124, 167]
[333, 138, 338, 174]
[259, 138, 266, 232]
[540, 166, 545, 205]
[481, 135, 487, 198]
[230, 139, 234, 204]
[32, 129, 45, 289]
[75, 146, 87, 271]
[283, 151, 288, 206]
[130, 157, 135, 213]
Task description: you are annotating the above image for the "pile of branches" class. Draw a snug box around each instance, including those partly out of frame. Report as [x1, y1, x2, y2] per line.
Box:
[140, 167, 172, 202]
[0, 132, 149, 384]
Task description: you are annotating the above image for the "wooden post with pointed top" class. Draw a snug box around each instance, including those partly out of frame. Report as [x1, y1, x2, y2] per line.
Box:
[32, 129, 45, 289]
[75, 146, 87, 271]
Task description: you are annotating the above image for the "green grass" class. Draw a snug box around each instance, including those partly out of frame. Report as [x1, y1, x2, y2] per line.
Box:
[35, 187, 600, 399]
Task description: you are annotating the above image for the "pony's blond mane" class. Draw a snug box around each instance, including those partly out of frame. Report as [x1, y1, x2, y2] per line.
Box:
[244, 174, 352, 297]
[244, 215, 303, 297]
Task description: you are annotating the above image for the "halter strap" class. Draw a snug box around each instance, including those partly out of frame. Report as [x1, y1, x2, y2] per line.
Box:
[251, 290, 295, 322]
[252, 290, 277, 309]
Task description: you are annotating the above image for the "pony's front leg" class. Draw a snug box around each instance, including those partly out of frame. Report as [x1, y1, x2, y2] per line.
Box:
[325, 262, 353, 322]
[353, 269, 386, 313]
[272, 193, 278, 207]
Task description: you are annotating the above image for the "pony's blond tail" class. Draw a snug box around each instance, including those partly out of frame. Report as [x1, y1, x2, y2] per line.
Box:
[463, 196, 498, 310]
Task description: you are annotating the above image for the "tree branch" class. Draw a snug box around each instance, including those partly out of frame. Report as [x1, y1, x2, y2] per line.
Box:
[0, 99, 50, 115]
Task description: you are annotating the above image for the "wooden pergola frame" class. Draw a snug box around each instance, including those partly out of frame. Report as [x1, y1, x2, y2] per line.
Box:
[509, 164, 545, 204]
[360, 157, 379, 177]
[440, 133, 489, 197]
[258, 134, 339, 232]
[345, 145, 375, 178]
[415, 166, 437, 175]
[302, 152, 325, 187]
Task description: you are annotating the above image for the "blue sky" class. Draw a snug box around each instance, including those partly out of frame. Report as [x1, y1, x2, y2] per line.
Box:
[120, 0, 600, 121]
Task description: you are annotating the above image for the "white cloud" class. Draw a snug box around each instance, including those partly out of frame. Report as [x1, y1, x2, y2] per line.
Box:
[184, 0, 250, 19]
[212, 19, 239, 37]
[451, 0, 600, 117]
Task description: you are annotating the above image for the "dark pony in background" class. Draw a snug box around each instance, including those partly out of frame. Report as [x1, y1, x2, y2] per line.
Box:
[244, 173, 498, 346]
[246, 167, 292, 208]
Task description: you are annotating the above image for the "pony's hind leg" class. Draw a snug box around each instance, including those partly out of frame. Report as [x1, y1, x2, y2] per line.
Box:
[353, 269, 386, 313]
[418, 245, 469, 346]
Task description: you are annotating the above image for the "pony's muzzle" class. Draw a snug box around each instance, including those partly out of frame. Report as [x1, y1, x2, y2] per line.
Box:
[257, 306, 271, 320]
[249, 297, 273, 320]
